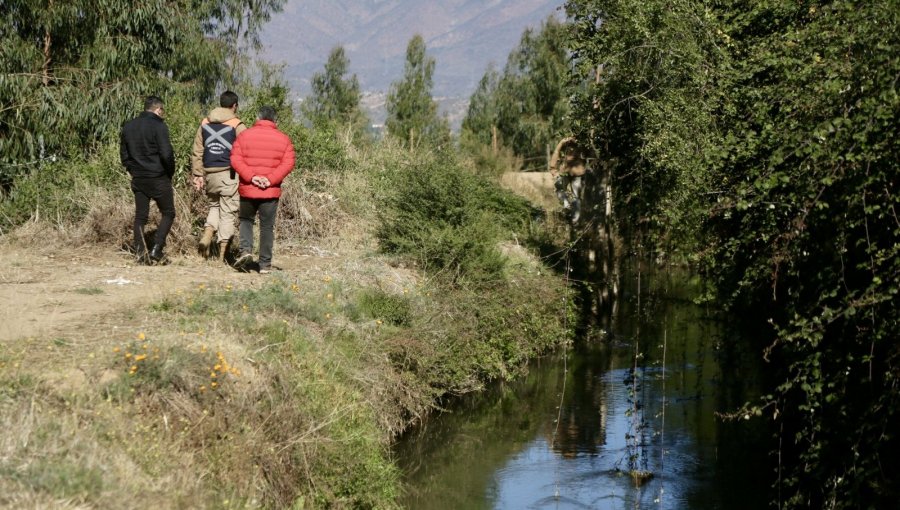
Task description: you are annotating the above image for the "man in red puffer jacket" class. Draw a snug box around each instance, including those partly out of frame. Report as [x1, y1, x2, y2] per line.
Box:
[230, 105, 296, 273]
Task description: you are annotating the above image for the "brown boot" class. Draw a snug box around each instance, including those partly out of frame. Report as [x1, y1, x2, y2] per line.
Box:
[218, 240, 230, 263]
[198, 226, 215, 257]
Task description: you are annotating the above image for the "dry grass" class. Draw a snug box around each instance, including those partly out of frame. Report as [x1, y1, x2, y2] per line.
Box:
[499, 171, 559, 212]
[4, 167, 365, 259]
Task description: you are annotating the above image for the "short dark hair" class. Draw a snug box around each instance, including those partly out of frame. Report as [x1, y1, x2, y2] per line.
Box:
[144, 95, 164, 111]
[258, 106, 277, 122]
[220, 91, 239, 108]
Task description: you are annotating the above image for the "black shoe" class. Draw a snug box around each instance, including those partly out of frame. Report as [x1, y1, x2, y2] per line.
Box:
[149, 244, 165, 263]
[233, 252, 253, 270]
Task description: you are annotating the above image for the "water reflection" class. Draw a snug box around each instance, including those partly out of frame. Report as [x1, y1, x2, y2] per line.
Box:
[396, 266, 769, 509]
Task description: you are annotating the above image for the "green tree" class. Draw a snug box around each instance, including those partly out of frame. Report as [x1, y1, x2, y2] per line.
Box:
[462, 16, 572, 169]
[0, 0, 285, 188]
[385, 34, 449, 148]
[565, 1, 900, 508]
[301, 46, 366, 130]
[460, 64, 500, 148]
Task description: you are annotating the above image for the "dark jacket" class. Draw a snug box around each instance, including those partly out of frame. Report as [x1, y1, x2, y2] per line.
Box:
[190, 107, 247, 177]
[120, 111, 175, 179]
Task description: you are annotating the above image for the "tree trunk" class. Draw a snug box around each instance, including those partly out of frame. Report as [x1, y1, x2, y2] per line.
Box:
[42, 1, 53, 86]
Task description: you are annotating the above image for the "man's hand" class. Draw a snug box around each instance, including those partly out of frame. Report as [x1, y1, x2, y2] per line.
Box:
[192, 175, 205, 191]
[251, 175, 270, 189]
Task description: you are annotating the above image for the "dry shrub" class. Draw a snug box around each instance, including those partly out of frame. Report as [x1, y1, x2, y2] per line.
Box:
[7, 173, 360, 257]
[2, 219, 71, 252]
[133, 362, 313, 507]
[277, 174, 351, 247]
[499, 171, 559, 212]
[75, 187, 198, 254]
[377, 332, 441, 434]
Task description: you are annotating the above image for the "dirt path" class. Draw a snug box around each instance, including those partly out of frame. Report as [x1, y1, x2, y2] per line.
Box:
[0, 243, 348, 342]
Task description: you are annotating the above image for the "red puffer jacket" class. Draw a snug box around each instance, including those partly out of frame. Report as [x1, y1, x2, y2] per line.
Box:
[230, 120, 296, 199]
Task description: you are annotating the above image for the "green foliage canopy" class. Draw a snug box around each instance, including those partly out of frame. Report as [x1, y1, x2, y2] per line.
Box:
[0, 0, 285, 187]
[385, 35, 449, 148]
[565, 0, 900, 507]
[301, 46, 367, 130]
[462, 16, 572, 169]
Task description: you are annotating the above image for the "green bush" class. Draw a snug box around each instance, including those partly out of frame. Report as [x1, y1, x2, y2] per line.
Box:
[375, 150, 533, 284]
[356, 289, 412, 326]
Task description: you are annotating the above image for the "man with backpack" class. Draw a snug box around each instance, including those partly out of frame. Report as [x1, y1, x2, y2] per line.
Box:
[190, 90, 247, 261]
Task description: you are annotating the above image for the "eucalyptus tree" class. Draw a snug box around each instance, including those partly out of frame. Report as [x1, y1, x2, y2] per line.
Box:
[462, 16, 571, 168]
[0, 0, 285, 187]
[302, 46, 367, 130]
[385, 34, 449, 148]
[460, 65, 500, 149]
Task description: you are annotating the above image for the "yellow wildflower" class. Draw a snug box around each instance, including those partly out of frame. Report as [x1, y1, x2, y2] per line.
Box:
[138, 332, 146, 341]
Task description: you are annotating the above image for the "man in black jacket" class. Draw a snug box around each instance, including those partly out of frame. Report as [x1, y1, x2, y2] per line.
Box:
[120, 95, 176, 264]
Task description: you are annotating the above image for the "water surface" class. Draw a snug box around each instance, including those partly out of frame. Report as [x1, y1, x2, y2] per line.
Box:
[396, 266, 769, 509]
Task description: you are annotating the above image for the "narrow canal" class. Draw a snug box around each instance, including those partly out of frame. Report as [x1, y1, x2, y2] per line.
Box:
[395, 263, 770, 509]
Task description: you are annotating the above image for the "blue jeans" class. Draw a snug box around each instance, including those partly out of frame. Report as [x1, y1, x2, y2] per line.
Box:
[239, 198, 279, 268]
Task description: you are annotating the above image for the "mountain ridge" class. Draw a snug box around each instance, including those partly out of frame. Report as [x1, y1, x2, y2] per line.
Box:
[259, 0, 564, 105]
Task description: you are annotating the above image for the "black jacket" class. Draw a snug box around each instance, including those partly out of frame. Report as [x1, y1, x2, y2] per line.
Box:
[120, 111, 175, 179]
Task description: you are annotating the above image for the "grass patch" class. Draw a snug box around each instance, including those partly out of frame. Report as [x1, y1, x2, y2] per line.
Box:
[74, 286, 104, 295]
[356, 289, 412, 326]
[10, 461, 104, 500]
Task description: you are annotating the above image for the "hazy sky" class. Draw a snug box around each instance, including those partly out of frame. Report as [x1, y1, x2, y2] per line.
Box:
[259, 0, 565, 98]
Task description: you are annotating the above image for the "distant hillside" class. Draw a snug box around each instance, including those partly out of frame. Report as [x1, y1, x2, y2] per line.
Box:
[259, 0, 564, 124]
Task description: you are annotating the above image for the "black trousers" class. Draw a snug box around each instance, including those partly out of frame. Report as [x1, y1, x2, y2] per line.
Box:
[131, 176, 176, 253]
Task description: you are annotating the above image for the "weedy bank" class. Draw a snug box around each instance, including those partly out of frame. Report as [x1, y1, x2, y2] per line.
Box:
[0, 120, 573, 508]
